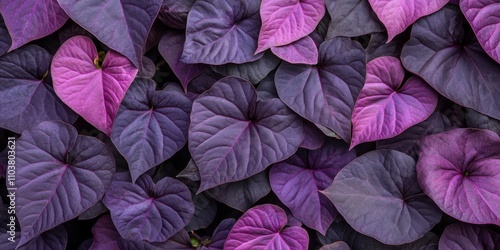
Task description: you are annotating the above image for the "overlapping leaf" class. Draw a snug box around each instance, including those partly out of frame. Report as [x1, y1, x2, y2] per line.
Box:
[438, 222, 500, 250]
[201, 219, 235, 250]
[90, 215, 120, 250]
[19, 226, 67, 250]
[325, 0, 384, 39]
[270, 36, 318, 64]
[157, 0, 196, 29]
[212, 52, 281, 84]
[0, 15, 11, 56]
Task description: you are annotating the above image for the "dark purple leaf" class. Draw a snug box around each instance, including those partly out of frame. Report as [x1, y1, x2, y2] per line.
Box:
[270, 36, 318, 65]
[438, 222, 500, 250]
[16, 121, 115, 247]
[145, 20, 166, 53]
[417, 128, 500, 225]
[154, 230, 192, 250]
[0, 45, 77, 133]
[366, 30, 410, 61]
[224, 204, 309, 250]
[202, 218, 236, 250]
[465, 108, 500, 136]
[90, 215, 120, 250]
[460, 0, 500, 64]
[117, 239, 155, 250]
[299, 120, 325, 150]
[325, 0, 384, 39]
[189, 77, 304, 191]
[401, 7, 500, 120]
[79, 201, 108, 221]
[51, 36, 138, 136]
[319, 241, 350, 250]
[350, 56, 438, 149]
[111, 78, 191, 182]
[270, 139, 356, 234]
[159, 30, 208, 91]
[185, 192, 217, 231]
[212, 51, 281, 84]
[256, 71, 278, 101]
[57, 20, 94, 44]
[177, 159, 201, 182]
[181, 0, 263, 65]
[0, 0, 68, 51]
[186, 71, 222, 101]
[102, 172, 194, 242]
[275, 38, 366, 142]
[138, 57, 156, 79]
[19, 225, 67, 250]
[323, 150, 442, 245]
[57, 0, 162, 68]
[0, 15, 11, 56]
[158, 0, 196, 29]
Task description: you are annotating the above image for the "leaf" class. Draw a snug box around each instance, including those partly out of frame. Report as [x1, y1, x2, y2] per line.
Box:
[350, 56, 438, 149]
[460, 0, 500, 64]
[438, 222, 500, 250]
[102, 172, 194, 242]
[0, 45, 78, 134]
[417, 128, 500, 225]
[189, 77, 304, 192]
[212, 51, 281, 85]
[366, 31, 411, 61]
[201, 218, 236, 250]
[157, 0, 196, 29]
[154, 230, 192, 250]
[256, 0, 325, 53]
[56, 0, 162, 68]
[0, 0, 68, 51]
[367, 0, 447, 42]
[16, 121, 115, 247]
[465, 108, 500, 136]
[299, 120, 325, 150]
[158, 30, 208, 91]
[0, 15, 11, 56]
[401, 7, 500, 120]
[275, 38, 366, 142]
[19, 226, 67, 250]
[90, 215, 120, 250]
[137, 56, 156, 79]
[185, 192, 217, 231]
[224, 204, 309, 250]
[270, 36, 318, 65]
[322, 150, 442, 245]
[111, 78, 191, 182]
[325, 0, 384, 39]
[270, 139, 356, 234]
[181, 0, 263, 65]
[51, 36, 138, 136]
[79, 201, 108, 220]
[319, 241, 350, 250]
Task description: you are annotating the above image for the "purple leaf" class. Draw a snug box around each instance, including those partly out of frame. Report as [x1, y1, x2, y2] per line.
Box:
[256, 0, 325, 53]
[137, 57, 156, 79]
[323, 150, 442, 245]
[177, 159, 201, 182]
[438, 222, 500, 250]
[401, 7, 500, 120]
[224, 204, 309, 250]
[181, 0, 263, 65]
[465, 108, 500, 136]
[16, 121, 115, 247]
[185, 192, 217, 231]
[0, 15, 11, 56]
[275, 38, 366, 142]
[57, 0, 162, 68]
[90, 215, 120, 250]
[0, 0, 68, 51]
[325, 0, 384, 38]
[158, 30, 208, 91]
[350, 56, 438, 149]
[319, 241, 350, 250]
[366, 30, 410, 61]
[154, 230, 192, 250]
[186, 71, 223, 101]
[0, 45, 77, 134]
[158, 0, 196, 29]
[111, 78, 191, 182]
[19, 226, 67, 250]
[79, 201, 108, 220]
[117, 239, 155, 250]
[299, 120, 325, 150]
[51, 36, 138, 136]
[102, 172, 194, 242]
[212, 51, 281, 85]
[417, 128, 500, 225]
[461, 0, 500, 64]
[189, 77, 304, 192]
[270, 139, 356, 234]
[368, 0, 447, 42]
[270, 36, 318, 65]
[202, 218, 236, 250]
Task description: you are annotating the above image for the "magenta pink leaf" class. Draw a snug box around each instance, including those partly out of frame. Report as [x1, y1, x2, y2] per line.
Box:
[350, 56, 438, 149]
[460, 0, 500, 64]
[256, 0, 325, 54]
[51, 36, 138, 136]
[271, 36, 318, 64]
[367, 0, 448, 42]
[0, 0, 68, 51]
[224, 204, 309, 250]
[417, 128, 500, 225]
[439, 222, 500, 250]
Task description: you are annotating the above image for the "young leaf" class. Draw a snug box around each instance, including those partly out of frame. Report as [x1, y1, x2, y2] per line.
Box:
[438, 223, 500, 250]
[417, 128, 500, 225]
[51, 36, 138, 136]
[16, 121, 115, 247]
[270, 36, 318, 65]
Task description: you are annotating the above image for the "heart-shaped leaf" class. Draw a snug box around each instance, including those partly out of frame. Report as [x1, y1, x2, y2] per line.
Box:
[299, 120, 326, 150]
[325, 0, 384, 39]
[270, 139, 356, 234]
[323, 150, 442, 245]
[57, 0, 162, 68]
[181, 0, 262, 65]
[367, 0, 447, 42]
[350, 56, 438, 149]
[438, 222, 500, 250]
[401, 7, 500, 120]
[256, 0, 325, 53]
[275, 38, 366, 142]
[189, 77, 304, 192]
[102, 172, 194, 242]
[270, 36, 318, 65]
[201, 218, 235, 250]
[20, 226, 67, 250]
[16, 121, 115, 247]
[460, 0, 500, 64]
[417, 128, 500, 225]
[90, 215, 120, 250]
[111, 78, 191, 182]
[224, 204, 309, 250]
[51, 36, 138, 136]
[0, 45, 77, 134]
[0, 0, 68, 51]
